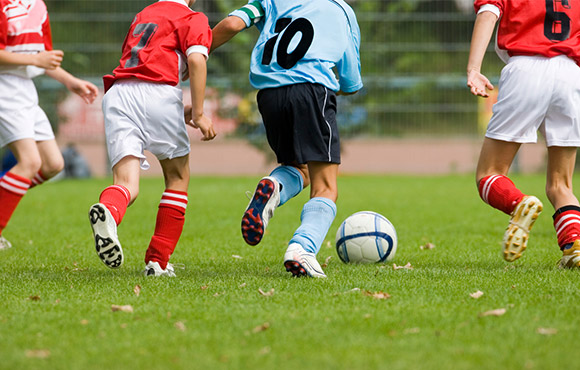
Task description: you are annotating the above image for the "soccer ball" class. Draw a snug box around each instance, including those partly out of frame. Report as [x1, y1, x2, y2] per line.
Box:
[335, 211, 397, 264]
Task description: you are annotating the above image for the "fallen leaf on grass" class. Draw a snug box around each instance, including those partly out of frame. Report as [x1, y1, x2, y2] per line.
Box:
[537, 327, 558, 336]
[404, 327, 420, 334]
[25, 349, 50, 359]
[470, 291, 484, 299]
[111, 305, 134, 313]
[420, 242, 435, 250]
[363, 290, 391, 299]
[133, 285, 141, 297]
[252, 322, 270, 333]
[175, 321, 186, 332]
[232, 255, 243, 259]
[479, 308, 506, 317]
[200, 285, 208, 290]
[258, 288, 275, 297]
[28, 295, 41, 301]
[239, 283, 247, 288]
[80, 319, 89, 325]
[322, 256, 332, 268]
[393, 263, 413, 270]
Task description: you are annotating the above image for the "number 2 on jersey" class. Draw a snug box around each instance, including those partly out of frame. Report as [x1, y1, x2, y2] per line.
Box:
[544, 0, 571, 41]
[125, 23, 158, 68]
[261, 18, 314, 69]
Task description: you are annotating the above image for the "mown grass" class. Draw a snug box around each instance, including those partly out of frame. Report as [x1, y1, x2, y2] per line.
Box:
[0, 174, 578, 370]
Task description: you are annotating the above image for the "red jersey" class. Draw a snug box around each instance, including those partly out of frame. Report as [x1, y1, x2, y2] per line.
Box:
[0, 0, 53, 77]
[103, 0, 212, 92]
[474, 0, 580, 65]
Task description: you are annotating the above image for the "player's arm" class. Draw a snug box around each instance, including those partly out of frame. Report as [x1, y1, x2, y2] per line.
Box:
[211, 16, 247, 52]
[44, 67, 98, 104]
[466, 10, 498, 97]
[336, 19, 363, 95]
[0, 49, 63, 69]
[211, 1, 264, 52]
[186, 52, 216, 141]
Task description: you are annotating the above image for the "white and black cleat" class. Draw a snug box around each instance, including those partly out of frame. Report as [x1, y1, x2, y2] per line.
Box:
[89, 203, 123, 268]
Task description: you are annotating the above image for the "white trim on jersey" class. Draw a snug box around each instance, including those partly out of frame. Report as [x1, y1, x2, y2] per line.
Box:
[186, 45, 209, 59]
[158, 0, 189, 7]
[5, 44, 45, 52]
[242, 3, 262, 19]
[477, 4, 500, 18]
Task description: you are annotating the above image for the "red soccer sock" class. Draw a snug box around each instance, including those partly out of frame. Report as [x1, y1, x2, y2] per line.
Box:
[145, 190, 188, 269]
[29, 171, 46, 189]
[478, 175, 525, 215]
[99, 185, 131, 225]
[553, 206, 580, 249]
[0, 172, 31, 234]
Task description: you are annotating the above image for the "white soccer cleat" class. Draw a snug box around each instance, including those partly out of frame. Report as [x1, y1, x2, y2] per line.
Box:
[89, 203, 124, 268]
[283, 243, 327, 278]
[0, 235, 12, 250]
[241, 176, 280, 246]
[503, 195, 543, 262]
[144, 261, 176, 277]
[559, 240, 580, 269]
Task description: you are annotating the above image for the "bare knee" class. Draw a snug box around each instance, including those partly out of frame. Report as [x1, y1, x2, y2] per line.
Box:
[13, 155, 42, 179]
[41, 156, 64, 179]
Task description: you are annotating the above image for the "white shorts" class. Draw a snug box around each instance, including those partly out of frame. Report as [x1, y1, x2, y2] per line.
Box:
[102, 80, 190, 170]
[0, 74, 54, 147]
[486, 55, 580, 147]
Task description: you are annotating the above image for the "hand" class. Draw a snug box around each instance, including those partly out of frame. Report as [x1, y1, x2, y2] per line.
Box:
[34, 50, 64, 70]
[67, 78, 99, 104]
[467, 69, 494, 97]
[187, 112, 217, 141]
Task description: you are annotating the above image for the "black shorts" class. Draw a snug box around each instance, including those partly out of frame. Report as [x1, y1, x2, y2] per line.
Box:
[257, 83, 340, 165]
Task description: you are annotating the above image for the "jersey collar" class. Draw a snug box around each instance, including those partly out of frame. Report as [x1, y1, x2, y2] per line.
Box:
[158, 0, 189, 7]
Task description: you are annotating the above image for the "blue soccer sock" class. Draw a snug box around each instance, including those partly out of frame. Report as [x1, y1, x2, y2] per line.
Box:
[269, 166, 303, 206]
[290, 197, 337, 254]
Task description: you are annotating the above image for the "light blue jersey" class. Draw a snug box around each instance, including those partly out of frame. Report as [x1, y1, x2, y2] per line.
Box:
[230, 0, 363, 93]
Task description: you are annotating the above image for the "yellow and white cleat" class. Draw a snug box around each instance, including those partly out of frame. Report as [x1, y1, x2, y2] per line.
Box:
[502, 195, 543, 262]
[559, 240, 580, 269]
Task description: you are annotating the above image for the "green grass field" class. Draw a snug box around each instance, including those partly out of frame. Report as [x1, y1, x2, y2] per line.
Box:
[1, 174, 578, 369]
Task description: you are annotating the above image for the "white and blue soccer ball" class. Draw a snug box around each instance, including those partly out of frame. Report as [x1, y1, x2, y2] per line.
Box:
[335, 211, 397, 264]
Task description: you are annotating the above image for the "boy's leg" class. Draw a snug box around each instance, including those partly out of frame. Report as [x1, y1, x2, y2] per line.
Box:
[29, 139, 64, 188]
[241, 164, 307, 246]
[476, 138, 543, 261]
[144, 155, 189, 276]
[545, 146, 580, 268]
[0, 139, 39, 248]
[89, 156, 139, 269]
[284, 162, 338, 278]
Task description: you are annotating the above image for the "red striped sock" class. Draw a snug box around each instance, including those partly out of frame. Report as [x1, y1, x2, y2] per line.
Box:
[553, 206, 580, 249]
[99, 185, 131, 225]
[478, 175, 525, 215]
[29, 171, 46, 189]
[145, 190, 188, 270]
[0, 172, 31, 233]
